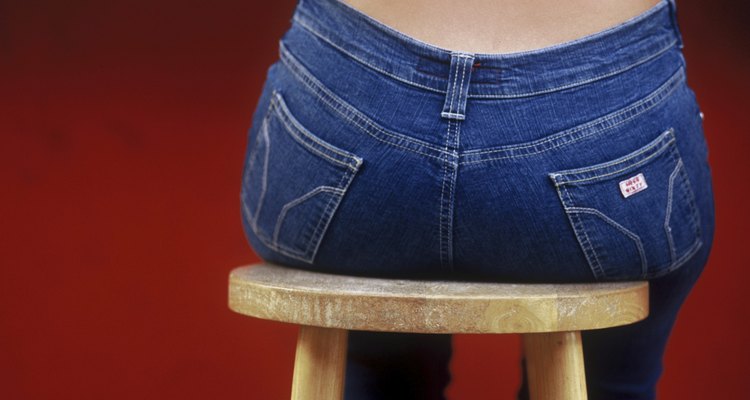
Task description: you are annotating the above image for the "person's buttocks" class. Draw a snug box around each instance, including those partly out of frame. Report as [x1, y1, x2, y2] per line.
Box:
[339, 0, 663, 54]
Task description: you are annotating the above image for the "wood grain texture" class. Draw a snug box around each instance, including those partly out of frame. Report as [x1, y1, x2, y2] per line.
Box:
[291, 327, 348, 400]
[523, 331, 587, 400]
[228, 263, 649, 334]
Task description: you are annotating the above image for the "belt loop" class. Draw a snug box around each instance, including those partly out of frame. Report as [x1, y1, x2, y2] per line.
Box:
[441, 52, 475, 120]
[666, 0, 684, 49]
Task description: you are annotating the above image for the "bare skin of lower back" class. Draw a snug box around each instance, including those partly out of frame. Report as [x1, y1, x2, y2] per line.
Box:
[339, 0, 663, 54]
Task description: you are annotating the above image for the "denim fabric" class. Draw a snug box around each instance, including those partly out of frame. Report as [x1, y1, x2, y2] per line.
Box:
[240, 0, 715, 398]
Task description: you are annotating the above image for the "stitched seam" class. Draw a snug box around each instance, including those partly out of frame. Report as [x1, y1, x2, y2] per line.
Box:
[444, 159, 456, 270]
[665, 158, 680, 267]
[293, 16, 445, 94]
[467, 40, 677, 99]
[556, 137, 674, 185]
[447, 55, 473, 114]
[272, 92, 362, 170]
[252, 166, 359, 264]
[259, 169, 354, 263]
[243, 202, 302, 262]
[303, 168, 353, 260]
[273, 186, 344, 247]
[460, 66, 684, 164]
[558, 185, 605, 279]
[252, 122, 271, 234]
[438, 115, 461, 270]
[676, 150, 702, 241]
[447, 57, 460, 114]
[294, 11, 676, 99]
[245, 100, 274, 191]
[464, 66, 682, 157]
[279, 42, 448, 160]
[568, 206, 647, 277]
[441, 112, 464, 118]
[282, 67, 446, 162]
[672, 238, 702, 269]
[447, 117, 461, 268]
[243, 204, 315, 263]
[270, 94, 361, 171]
[241, 200, 258, 245]
[244, 115, 270, 230]
[674, 167, 702, 277]
[550, 129, 673, 182]
[440, 154, 449, 268]
[243, 101, 280, 230]
[456, 56, 468, 115]
[440, 53, 469, 274]
[243, 127, 362, 264]
[280, 42, 442, 153]
[309, 165, 361, 262]
[439, 149, 448, 268]
[553, 129, 671, 176]
[557, 185, 604, 278]
[253, 227, 313, 263]
[648, 238, 702, 279]
[439, 121, 453, 269]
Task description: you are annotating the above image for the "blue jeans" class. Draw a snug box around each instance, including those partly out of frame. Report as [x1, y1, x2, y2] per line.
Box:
[240, 0, 716, 398]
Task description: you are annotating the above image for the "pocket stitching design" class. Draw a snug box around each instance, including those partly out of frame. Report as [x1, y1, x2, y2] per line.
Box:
[550, 128, 675, 185]
[664, 156, 681, 265]
[301, 168, 357, 257]
[273, 185, 346, 250]
[570, 205, 648, 278]
[661, 146, 703, 276]
[677, 156, 702, 241]
[554, 183, 606, 279]
[242, 90, 364, 264]
[666, 143, 703, 272]
[244, 117, 271, 235]
[271, 91, 362, 171]
[550, 127, 703, 280]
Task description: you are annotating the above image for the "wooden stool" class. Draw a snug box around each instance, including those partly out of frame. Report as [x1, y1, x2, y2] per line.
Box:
[228, 263, 649, 400]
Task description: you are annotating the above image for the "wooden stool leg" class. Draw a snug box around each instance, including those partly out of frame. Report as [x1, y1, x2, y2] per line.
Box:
[291, 326, 348, 400]
[522, 331, 588, 400]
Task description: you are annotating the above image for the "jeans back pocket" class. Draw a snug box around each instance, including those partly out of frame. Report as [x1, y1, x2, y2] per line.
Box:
[549, 128, 702, 280]
[241, 90, 363, 264]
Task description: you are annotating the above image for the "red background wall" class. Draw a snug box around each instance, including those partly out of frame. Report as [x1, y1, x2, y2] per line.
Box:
[2, 1, 748, 398]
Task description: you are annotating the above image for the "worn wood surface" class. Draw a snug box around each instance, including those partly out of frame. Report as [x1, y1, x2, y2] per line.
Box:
[228, 263, 649, 334]
[523, 331, 588, 400]
[291, 326, 348, 400]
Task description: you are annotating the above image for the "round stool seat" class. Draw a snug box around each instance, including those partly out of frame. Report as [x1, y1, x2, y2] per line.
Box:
[228, 263, 649, 400]
[228, 263, 649, 334]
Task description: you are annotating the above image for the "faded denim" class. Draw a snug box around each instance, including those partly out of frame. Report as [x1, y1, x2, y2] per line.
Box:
[240, 0, 715, 398]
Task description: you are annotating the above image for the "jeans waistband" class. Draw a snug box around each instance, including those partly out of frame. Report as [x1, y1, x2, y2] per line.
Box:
[289, 0, 684, 99]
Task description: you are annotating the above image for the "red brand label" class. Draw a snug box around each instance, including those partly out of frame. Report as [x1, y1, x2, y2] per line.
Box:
[619, 172, 648, 198]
